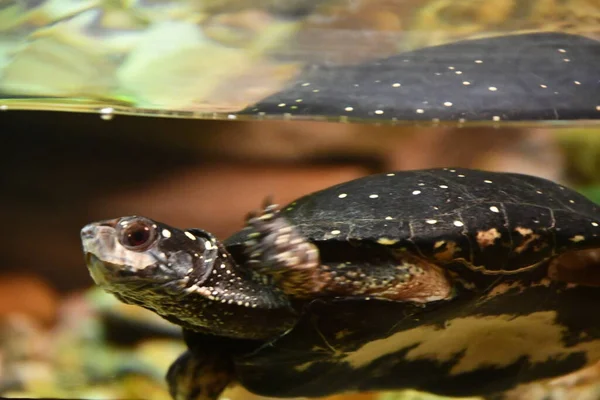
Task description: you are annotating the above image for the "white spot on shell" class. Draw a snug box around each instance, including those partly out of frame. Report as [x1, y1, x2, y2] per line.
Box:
[416, 109, 424, 114]
[592, 222, 599, 227]
[488, 87, 498, 92]
[185, 231, 196, 240]
[331, 230, 341, 235]
[439, 185, 448, 189]
[385, 216, 394, 220]
[338, 193, 347, 198]
[162, 229, 171, 238]
[484, 180, 493, 184]
[412, 190, 422, 195]
[490, 206, 500, 213]
[453, 221, 464, 227]
[426, 219, 437, 224]
[369, 194, 379, 198]
[443, 102, 453, 107]
[392, 83, 401, 87]
[387, 173, 395, 176]
[375, 110, 384, 115]
[345, 106, 354, 112]
[205, 241, 213, 250]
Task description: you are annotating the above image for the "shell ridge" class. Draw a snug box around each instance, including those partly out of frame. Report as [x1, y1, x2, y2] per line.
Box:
[455, 209, 475, 266]
[407, 219, 428, 260]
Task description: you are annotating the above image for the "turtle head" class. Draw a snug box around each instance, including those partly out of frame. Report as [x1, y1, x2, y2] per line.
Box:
[81, 216, 217, 293]
[81, 216, 297, 340]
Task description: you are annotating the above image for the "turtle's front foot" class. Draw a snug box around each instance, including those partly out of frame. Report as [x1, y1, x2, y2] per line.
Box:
[243, 199, 324, 298]
[166, 350, 233, 400]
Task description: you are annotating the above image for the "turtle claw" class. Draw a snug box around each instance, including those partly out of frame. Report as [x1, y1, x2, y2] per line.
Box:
[262, 195, 276, 210]
[245, 211, 258, 224]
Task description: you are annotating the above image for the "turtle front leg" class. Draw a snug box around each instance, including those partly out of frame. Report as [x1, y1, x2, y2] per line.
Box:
[166, 349, 234, 400]
[243, 200, 453, 303]
[244, 200, 325, 298]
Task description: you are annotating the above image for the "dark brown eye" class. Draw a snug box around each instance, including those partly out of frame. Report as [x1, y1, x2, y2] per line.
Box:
[118, 218, 157, 251]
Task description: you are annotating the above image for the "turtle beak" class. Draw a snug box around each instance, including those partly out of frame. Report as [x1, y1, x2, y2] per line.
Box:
[81, 219, 121, 250]
[81, 218, 119, 238]
[80, 220, 121, 285]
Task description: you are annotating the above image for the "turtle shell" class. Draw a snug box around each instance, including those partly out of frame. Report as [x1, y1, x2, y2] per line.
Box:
[227, 168, 600, 277]
[223, 168, 600, 398]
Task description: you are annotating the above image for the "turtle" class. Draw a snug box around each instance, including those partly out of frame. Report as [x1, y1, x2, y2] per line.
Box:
[80, 167, 600, 400]
[242, 32, 600, 122]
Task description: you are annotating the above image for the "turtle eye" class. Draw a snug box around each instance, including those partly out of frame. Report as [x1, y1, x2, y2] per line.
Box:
[118, 218, 157, 251]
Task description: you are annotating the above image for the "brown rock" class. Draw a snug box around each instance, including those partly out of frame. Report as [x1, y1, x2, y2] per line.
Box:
[0, 274, 59, 327]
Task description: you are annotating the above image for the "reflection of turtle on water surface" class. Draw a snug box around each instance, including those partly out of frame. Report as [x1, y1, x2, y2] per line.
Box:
[244, 32, 600, 122]
[82, 168, 600, 400]
[2, 1, 599, 118]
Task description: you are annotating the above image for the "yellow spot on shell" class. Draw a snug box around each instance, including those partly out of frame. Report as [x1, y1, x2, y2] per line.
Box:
[570, 235, 585, 243]
[378, 238, 398, 245]
[477, 228, 501, 248]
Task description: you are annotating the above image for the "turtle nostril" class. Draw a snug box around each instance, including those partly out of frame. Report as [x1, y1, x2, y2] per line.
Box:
[81, 224, 97, 240]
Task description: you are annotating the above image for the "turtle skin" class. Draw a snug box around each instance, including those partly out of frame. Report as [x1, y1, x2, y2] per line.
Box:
[80, 168, 600, 400]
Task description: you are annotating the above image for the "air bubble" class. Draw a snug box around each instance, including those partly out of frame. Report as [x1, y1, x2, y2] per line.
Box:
[99, 107, 114, 120]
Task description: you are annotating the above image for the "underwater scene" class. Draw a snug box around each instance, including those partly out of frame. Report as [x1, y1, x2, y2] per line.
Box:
[1, 1, 600, 400]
